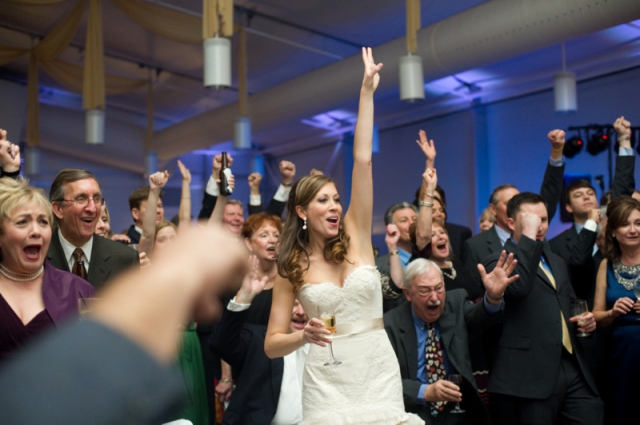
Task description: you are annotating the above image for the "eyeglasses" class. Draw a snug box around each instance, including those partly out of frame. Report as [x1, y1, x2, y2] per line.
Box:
[62, 195, 104, 207]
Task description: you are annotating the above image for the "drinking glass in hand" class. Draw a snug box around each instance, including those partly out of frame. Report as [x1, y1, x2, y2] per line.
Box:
[572, 299, 590, 337]
[318, 303, 341, 366]
[447, 374, 465, 414]
[634, 282, 640, 321]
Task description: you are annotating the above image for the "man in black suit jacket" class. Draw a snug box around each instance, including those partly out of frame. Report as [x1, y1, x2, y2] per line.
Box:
[483, 192, 603, 425]
[48, 169, 139, 290]
[210, 282, 309, 425]
[385, 256, 517, 425]
[463, 129, 566, 282]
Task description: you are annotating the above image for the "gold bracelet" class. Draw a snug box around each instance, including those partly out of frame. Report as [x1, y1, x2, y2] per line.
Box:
[389, 250, 399, 256]
[552, 146, 564, 153]
[418, 201, 434, 207]
[220, 378, 233, 383]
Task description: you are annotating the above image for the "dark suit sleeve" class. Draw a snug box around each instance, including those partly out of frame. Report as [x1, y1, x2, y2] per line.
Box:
[462, 293, 502, 335]
[209, 308, 252, 374]
[484, 236, 543, 300]
[383, 318, 423, 411]
[247, 203, 262, 216]
[0, 168, 20, 179]
[0, 321, 185, 425]
[198, 191, 217, 220]
[539, 160, 565, 222]
[612, 155, 635, 199]
[564, 229, 596, 267]
[264, 198, 286, 217]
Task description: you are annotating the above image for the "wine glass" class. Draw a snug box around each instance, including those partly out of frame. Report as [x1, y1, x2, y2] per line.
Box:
[447, 374, 465, 413]
[634, 282, 640, 321]
[317, 302, 341, 366]
[78, 297, 98, 319]
[572, 299, 590, 337]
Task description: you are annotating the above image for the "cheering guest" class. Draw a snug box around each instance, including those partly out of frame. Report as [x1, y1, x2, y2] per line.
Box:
[0, 178, 94, 364]
[478, 208, 495, 233]
[94, 203, 130, 245]
[593, 196, 640, 425]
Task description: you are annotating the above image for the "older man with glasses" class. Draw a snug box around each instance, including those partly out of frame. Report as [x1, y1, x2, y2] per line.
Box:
[47, 169, 139, 289]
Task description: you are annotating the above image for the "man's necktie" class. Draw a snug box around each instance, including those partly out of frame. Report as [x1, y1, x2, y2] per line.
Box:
[426, 323, 447, 416]
[72, 248, 88, 281]
[539, 260, 573, 354]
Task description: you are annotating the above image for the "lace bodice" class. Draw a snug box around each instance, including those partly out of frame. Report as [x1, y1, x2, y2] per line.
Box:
[297, 265, 383, 324]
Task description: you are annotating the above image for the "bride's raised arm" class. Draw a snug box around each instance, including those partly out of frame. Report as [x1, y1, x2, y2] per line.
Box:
[343, 48, 382, 262]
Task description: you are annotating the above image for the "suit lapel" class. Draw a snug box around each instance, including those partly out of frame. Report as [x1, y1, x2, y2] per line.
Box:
[487, 225, 501, 253]
[398, 303, 419, 380]
[437, 308, 460, 374]
[537, 244, 558, 291]
[47, 231, 70, 273]
[87, 236, 111, 286]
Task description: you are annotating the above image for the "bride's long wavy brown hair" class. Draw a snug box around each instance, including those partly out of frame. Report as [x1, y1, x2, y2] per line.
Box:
[278, 175, 350, 292]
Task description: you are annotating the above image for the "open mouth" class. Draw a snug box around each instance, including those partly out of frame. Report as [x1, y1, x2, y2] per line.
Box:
[327, 217, 339, 225]
[23, 245, 41, 260]
[291, 317, 307, 329]
[81, 217, 95, 225]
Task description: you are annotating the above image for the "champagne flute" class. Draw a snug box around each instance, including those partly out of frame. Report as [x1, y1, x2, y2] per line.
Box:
[634, 282, 640, 321]
[572, 299, 590, 337]
[447, 374, 465, 413]
[317, 302, 341, 366]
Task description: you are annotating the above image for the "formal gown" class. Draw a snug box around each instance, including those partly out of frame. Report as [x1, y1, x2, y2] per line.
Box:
[605, 262, 640, 425]
[297, 265, 424, 425]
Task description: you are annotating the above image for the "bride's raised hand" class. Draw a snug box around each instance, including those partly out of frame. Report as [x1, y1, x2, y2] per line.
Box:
[361, 47, 383, 92]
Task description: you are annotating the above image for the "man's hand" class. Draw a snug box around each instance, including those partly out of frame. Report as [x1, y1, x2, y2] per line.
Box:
[569, 311, 596, 334]
[212, 153, 233, 180]
[520, 212, 541, 240]
[548, 129, 566, 149]
[385, 224, 400, 250]
[248, 172, 262, 195]
[149, 171, 169, 191]
[215, 380, 233, 402]
[279, 160, 296, 185]
[309, 168, 324, 176]
[613, 116, 631, 138]
[477, 250, 519, 302]
[587, 208, 602, 224]
[424, 379, 462, 403]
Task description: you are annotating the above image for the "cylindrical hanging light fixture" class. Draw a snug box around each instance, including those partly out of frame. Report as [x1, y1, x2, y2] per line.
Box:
[145, 151, 158, 176]
[25, 146, 40, 175]
[85, 109, 105, 144]
[399, 54, 425, 102]
[234, 116, 252, 149]
[251, 154, 265, 176]
[554, 43, 577, 112]
[554, 72, 577, 112]
[203, 36, 231, 89]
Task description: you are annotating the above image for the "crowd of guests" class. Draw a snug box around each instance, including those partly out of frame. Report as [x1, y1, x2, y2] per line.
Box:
[0, 102, 638, 425]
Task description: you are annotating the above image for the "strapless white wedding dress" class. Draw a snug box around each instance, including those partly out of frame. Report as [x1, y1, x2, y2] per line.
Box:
[297, 265, 424, 425]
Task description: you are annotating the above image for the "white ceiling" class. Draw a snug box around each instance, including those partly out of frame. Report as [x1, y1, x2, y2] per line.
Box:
[1, 0, 640, 165]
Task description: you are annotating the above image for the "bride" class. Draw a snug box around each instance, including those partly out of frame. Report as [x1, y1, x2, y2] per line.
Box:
[265, 48, 423, 425]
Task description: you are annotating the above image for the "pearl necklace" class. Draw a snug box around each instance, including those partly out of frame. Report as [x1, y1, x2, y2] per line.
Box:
[441, 261, 457, 280]
[0, 263, 44, 282]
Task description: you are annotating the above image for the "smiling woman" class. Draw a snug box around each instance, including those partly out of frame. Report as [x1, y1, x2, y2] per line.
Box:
[0, 177, 94, 365]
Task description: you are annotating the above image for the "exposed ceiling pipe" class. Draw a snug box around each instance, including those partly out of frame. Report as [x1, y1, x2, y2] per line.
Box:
[153, 0, 640, 160]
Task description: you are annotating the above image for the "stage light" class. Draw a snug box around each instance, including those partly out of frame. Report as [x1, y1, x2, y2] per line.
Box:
[586, 130, 609, 156]
[86, 109, 105, 144]
[399, 54, 424, 102]
[563, 135, 583, 158]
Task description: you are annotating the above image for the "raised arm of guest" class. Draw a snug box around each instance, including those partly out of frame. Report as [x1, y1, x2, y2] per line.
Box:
[248, 161, 296, 217]
[177, 160, 192, 229]
[612, 116, 635, 198]
[415, 131, 438, 251]
[198, 154, 234, 220]
[0, 128, 21, 178]
[138, 171, 169, 255]
[385, 224, 404, 289]
[542, 130, 566, 222]
[208, 159, 235, 227]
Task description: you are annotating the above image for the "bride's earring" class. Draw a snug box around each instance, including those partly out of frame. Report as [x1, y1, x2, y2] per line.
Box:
[302, 218, 307, 230]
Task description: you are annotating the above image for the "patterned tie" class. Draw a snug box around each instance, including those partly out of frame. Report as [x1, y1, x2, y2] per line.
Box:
[426, 323, 447, 416]
[539, 260, 573, 354]
[72, 248, 88, 281]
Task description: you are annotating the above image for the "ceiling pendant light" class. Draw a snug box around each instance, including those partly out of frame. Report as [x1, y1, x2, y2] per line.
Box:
[203, 36, 231, 89]
[554, 43, 577, 112]
[399, 0, 424, 102]
[85, 109, 105, 144]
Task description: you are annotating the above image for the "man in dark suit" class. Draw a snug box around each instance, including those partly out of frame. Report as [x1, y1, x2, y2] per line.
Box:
[384, 255, 517, 425]
[126, 186, 165, 245]
[484, 192, 603, 425]
[462, 129, 566, 281]
[210, 279, 309, 425]
[47, 169, 139, 290]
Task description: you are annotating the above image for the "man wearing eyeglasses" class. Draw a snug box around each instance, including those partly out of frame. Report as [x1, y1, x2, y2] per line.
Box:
[47, 169, 140, 289]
